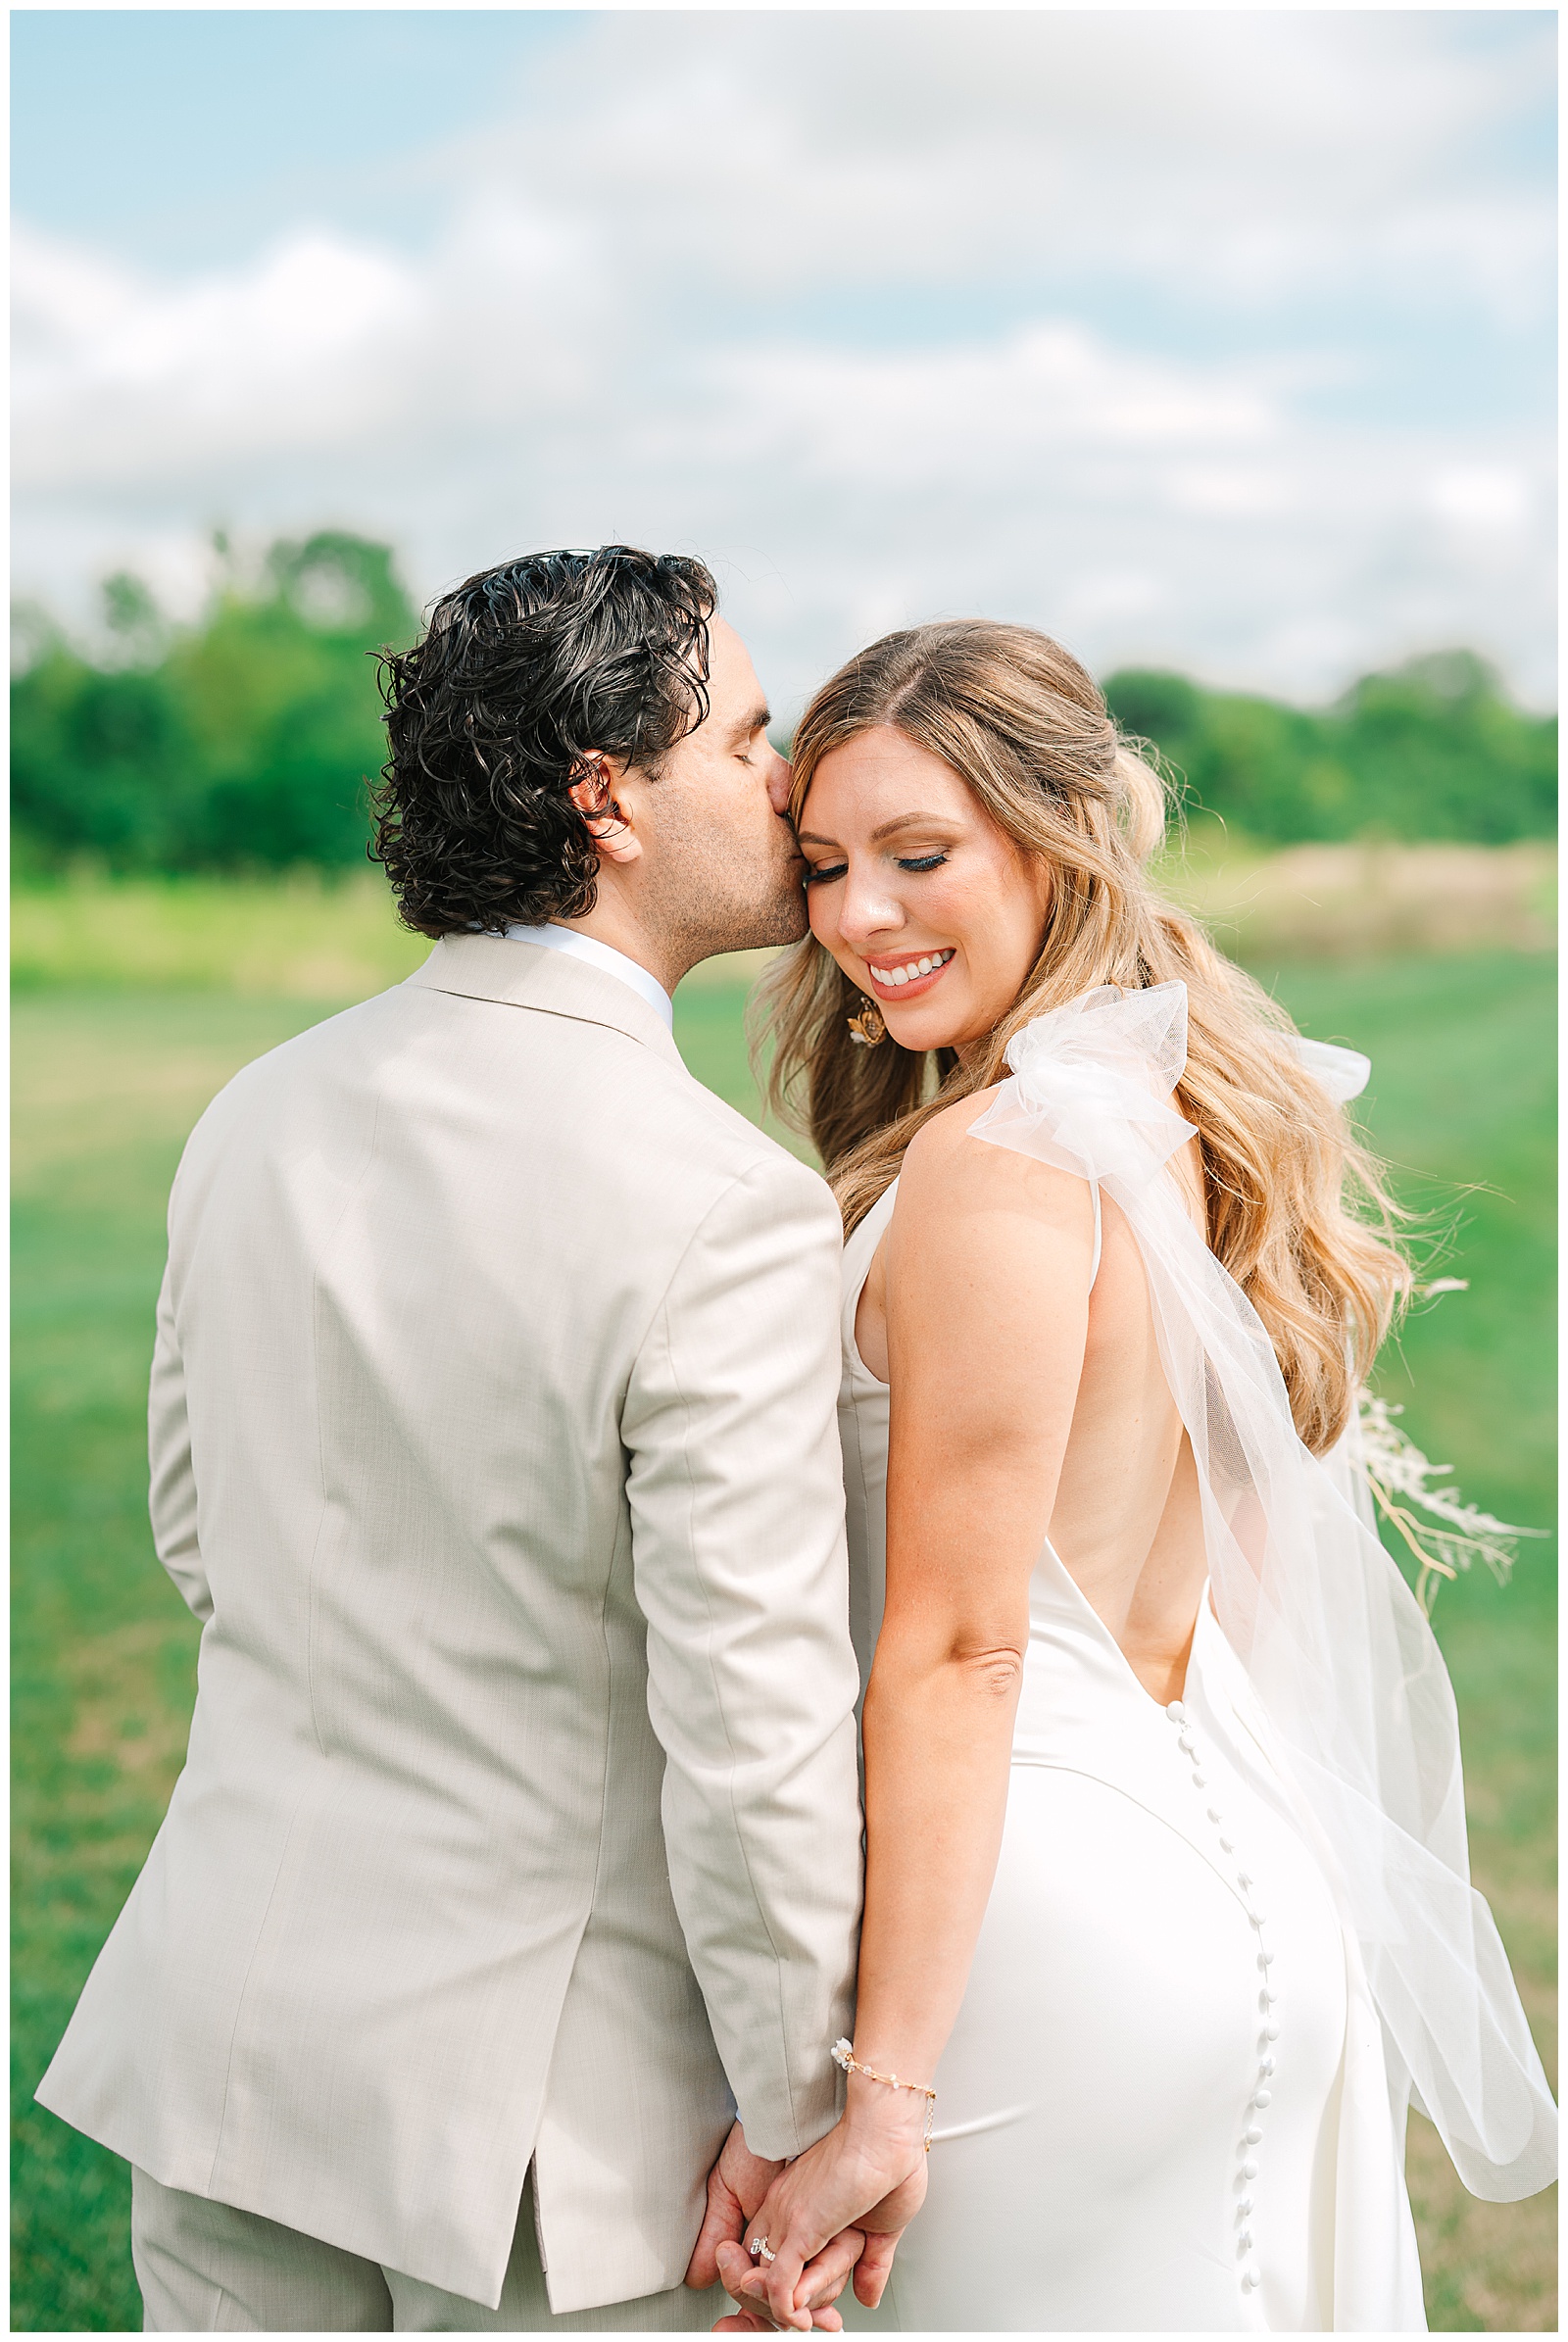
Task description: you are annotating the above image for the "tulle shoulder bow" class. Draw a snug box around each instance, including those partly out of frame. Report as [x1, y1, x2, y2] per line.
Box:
[972, 984, 1196, 1195]
[974, 980, 1373, 1187]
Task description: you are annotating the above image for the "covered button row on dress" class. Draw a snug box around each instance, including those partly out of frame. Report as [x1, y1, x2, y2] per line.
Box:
[1166, 1697, 1276, 2304]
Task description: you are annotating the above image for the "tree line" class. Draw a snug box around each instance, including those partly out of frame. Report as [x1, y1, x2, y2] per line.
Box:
[1104, 658, 1555, 848]
[11, 532, 1556, 878]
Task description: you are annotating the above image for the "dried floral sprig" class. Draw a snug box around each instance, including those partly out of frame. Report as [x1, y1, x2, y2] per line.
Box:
[1354, 1391, 1546, 1615]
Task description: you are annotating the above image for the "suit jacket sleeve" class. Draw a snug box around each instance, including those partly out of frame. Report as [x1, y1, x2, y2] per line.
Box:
[148, 1257, 213, 1624]
[621, 1153, 863, 2160]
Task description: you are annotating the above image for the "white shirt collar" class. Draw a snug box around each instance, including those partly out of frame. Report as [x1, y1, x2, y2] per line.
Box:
[503, 922, 674, 1031]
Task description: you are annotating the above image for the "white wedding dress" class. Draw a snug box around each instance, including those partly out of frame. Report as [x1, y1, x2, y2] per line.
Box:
[833, 986, 1553, 2334]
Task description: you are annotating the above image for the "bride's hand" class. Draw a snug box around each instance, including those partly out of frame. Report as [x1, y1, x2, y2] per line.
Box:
[713, 2085, 929, 2332]
[710, 2224, 865, 2335]
[688, 2120, 862, 2332]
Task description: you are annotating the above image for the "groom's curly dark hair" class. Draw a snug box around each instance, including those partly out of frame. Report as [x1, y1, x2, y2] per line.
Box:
[370, 546, 716, 937]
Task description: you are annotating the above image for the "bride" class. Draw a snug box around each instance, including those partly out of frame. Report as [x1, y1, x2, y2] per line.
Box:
[714, 622, 1555, 2332]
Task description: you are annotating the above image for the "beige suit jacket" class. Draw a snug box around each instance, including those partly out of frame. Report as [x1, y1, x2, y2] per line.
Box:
[38, 935, 863, 2315]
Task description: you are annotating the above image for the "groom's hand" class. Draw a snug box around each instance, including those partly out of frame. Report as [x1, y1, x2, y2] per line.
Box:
[713, 2229, 869, 2331]
[689, 2124, 864, 2331]
[686, 2122, 782, 2293]
[712, 2097, 928, 2332]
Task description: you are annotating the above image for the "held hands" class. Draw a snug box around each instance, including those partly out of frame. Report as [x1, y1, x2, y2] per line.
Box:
[686, 2121, 865, 2333]
[712, 2077, 930, 2333]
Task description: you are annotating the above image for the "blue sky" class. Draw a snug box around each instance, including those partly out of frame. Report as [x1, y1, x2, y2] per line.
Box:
[12, 9, 1557, 709]
[12, 13, 581, 266]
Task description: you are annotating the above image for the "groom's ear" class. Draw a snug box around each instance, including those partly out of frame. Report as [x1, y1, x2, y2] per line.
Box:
[568, 755, 643, 865]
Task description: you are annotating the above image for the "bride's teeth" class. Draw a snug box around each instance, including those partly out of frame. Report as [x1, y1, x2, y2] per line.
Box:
[869, 951, 952, 985]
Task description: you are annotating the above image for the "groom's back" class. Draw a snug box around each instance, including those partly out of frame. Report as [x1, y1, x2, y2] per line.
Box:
[172, 952, 737, 1785]
[39, 933, 861, 2315]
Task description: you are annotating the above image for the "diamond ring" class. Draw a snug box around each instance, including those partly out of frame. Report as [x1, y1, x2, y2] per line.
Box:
[749, 2235, 776, 2264]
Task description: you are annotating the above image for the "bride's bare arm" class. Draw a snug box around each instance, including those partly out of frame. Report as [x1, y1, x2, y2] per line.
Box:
[720, 1104, 1095, 2328]
[860, 1109, 1093, 2075]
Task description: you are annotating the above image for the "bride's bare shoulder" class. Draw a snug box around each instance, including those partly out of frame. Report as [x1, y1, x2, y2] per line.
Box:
[893, 1087, 1089, 1238]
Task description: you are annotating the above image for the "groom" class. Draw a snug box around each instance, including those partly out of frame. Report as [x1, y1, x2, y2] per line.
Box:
[37, 547, 865, 2330]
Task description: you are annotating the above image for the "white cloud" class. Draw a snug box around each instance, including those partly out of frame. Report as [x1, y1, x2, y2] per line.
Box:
[10, 11, 1556, 707]
[16, 229, 421, 489]
[466, 11, 1554, 326]
[710, 328, 1278, 492]
[1426, 466, 1532, 533]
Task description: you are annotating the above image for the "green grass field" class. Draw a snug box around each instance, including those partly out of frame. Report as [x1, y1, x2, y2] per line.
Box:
[12, 938, 1556, 2330]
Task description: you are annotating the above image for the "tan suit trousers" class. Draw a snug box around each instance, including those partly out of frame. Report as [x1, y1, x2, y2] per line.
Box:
[131, 2168, 723, 2332]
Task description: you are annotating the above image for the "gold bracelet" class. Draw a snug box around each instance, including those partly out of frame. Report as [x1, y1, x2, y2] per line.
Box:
[831, 2037, 937, 2151]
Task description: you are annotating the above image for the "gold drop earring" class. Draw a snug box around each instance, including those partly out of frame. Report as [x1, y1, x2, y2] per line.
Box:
[848, 997, 886, 1047]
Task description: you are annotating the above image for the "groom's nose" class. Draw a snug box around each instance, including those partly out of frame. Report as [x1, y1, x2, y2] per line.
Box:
[764, 751, 793, 816]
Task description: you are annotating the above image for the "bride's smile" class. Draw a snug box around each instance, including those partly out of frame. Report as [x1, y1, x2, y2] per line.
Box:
[863, 946, 954, 998]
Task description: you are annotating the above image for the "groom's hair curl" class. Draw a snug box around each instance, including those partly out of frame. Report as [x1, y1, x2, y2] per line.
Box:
[371, 546, 716, 936]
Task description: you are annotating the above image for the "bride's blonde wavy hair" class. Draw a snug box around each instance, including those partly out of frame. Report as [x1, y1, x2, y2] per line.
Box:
[757, 619, 1411, 1455]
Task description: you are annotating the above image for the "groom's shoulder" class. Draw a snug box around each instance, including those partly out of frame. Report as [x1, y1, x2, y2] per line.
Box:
[182, 962, 830, 1232]
[569, 1014, 825, 1224]
[653, 1065, 826, 1217]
